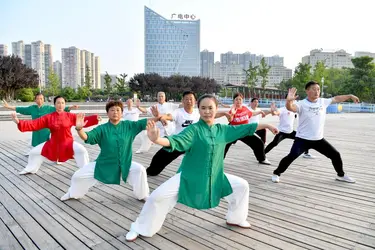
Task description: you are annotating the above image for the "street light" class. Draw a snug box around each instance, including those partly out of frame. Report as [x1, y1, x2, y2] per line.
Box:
[321, 76, 325, 97]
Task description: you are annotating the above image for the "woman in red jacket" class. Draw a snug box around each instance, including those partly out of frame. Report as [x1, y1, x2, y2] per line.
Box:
[11, 96, 100, 175]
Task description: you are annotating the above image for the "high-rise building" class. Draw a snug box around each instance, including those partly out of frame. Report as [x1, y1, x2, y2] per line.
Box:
[31, 41, 45, 87]
[80, 50, 96, 87]
[200, 49, 214, 78]
[53, 60, 63, 85]
[220, 51, 283, 69]
[91, 52, 96, 88]
[12, 40, 25, 61]
[24, 44, 32, 68]
[95, 56, 101, 89]
[44, 44, 53, 85]
[302, 49, 353, 69]
[144, 6, 200, 77]
[62, 46, 81, 89]
[0, 44, 8, 56]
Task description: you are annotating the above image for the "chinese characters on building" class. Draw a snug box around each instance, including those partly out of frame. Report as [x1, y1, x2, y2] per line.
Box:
[171, 14, 196, 20]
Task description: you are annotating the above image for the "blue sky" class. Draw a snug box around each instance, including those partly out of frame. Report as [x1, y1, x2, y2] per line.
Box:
[2, 0, 374, 77]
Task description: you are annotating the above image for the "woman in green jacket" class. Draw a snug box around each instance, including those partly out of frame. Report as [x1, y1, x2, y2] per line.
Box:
[126, 94, 278, 242]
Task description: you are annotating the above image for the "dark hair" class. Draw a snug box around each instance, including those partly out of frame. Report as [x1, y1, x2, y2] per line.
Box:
[233, 92, 244, 100]
[197, 94, 218, 108]
[53, 95, 66, 104]
[305, 81, 319, 90]
[251, 98, 259, 103]
[106, 100, 124, 112]
[182, 91, 197, 100]
[35, 93, 44, 100]
[285, 93, 288, 99]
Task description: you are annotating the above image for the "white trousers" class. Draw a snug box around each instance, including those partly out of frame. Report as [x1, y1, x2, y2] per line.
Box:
[62, 161, 149, 200]
[21, 142, 89, 174]
[136, 130, 153, 153]
[130, 172, 249, 237]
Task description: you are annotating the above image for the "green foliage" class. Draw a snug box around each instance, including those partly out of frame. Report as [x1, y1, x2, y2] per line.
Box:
[291, 63, 312, 98]
[84, 64, 93, 90]
[15, 88, 34, 102]
[257, 58, 271, 96]
[114, 73, 128, 95]
[243, 61, 258, 96]
[76, 86, 92, 100]
[45, 68, 61, 97]
[0, 55, 39, 101]
[103, 71, 113, 95]
[61, 86, 75, 102]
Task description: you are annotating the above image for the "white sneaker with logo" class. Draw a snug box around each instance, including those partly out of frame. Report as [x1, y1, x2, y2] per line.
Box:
[336, 175, 356, 183]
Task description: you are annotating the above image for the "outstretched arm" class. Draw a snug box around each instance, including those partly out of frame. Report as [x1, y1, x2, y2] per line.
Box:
[332, 94, 359, 104]
[146, 121, 170, 147]
[270, 102, 280, 116]
[136, 99, 148, 113]
[13, 113, 48, 132]
[2, 100, 16, 111]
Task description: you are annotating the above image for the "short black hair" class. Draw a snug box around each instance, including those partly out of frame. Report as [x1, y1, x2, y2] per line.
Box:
[106, 100, 124, 112]
[305, 81, 319, 90]
[233, 92, 244, 100]
[35, 93, 44, 100]
[53, 95, 66, 104]
[182, 91, 197, 100]
[251, 98, 259, 103]
[197, 94, 218, 108]
[285, 93, 288, 99]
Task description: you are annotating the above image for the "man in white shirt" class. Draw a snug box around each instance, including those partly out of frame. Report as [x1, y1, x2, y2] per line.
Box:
[248, 98, 271, 143]
[271, 81, 359, 183]
[122, 99, 144, 121]
[265, 99, 314, 159]
[135, 92, 180, 154]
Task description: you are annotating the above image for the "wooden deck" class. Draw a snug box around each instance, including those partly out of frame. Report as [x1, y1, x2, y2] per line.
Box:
[0, 113, 375, 249]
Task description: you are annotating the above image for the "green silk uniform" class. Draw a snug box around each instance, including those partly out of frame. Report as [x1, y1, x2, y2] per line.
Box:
[15, 105, 70, 147]
[85, 119, 147, 184]
[165, 119, 257, 209]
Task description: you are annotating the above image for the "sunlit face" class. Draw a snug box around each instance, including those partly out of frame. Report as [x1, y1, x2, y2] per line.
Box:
[233, 96, 243, 108]
[198, 98, 217, 124]
[35, 94, 44, 106]
[182, 94, 196, 109]
[126, 99, 133, 108]
[306, 84, 321, 100]
[250, 99, 259, 109]
[157, 92, 166, 104]
[54, 97, 65, 112]
[107, 106, 123, 122]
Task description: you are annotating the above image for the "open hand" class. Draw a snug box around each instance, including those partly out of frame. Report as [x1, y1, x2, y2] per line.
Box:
[150, 105, 160, 118]
[287, 88, 298, 102]
[76, 113, 88, 130]
[11, 113, 19, 124]
[146, 120, 160, 142]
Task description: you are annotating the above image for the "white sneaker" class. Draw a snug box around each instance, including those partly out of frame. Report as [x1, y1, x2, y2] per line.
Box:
[303, 153, 315, 159]
[19, 169, 30, 175]
[271, 174, 280, 183]
[125, 230, 139, 242]
[226, 221, 251, 229]
[56, 161, 62, 165]
[259, 159, 271, 165]
[135, 150, 142, 154]
[336, 175, 356, 183]
[60, 193, 71, 201]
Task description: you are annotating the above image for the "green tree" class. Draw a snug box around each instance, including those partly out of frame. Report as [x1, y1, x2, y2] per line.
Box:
[84, 64, 93, 90]
[257, 57, 271, 97]
[292, 63, 312, 98]
[0, 55, 39, 101]
[243, 61, 258, 97]
[76, 86, 92, 101]
[115, 73, 128, 95]
[61, 86, 75, 101]
[45, 68, 61, 97]
[103, 71, 113, 95]
[15, 88, 34, 102]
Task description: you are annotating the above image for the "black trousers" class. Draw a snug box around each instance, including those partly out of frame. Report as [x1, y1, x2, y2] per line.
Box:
[224, 134, 266, 162]
[265, 131, 309, 154]
[146, 148, 184, 176]
[273, 137, 344, 177]
[256, 129, 266, 143]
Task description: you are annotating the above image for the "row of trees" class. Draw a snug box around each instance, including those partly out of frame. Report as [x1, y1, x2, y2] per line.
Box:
[276, 56, 375, 102]
[243, 57, 271, 97]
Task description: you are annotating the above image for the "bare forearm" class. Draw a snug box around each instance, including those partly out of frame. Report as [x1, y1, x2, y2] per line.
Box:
[286, 101, 297, 112]
[256, 123, 271, 131]
[153, 137, 171, 147]
[332, 95, 352, 103]
[215, 111, 232, 121]
[137, 106, 147, 113]
[77, 129, 88, 141]
[5, 106, 16, 111]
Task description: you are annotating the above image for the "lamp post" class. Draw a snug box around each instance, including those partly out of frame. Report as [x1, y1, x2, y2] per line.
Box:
[321, 76, 325, 97]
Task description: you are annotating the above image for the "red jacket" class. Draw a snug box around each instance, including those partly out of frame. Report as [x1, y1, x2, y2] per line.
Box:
[18, 112, 99, 162]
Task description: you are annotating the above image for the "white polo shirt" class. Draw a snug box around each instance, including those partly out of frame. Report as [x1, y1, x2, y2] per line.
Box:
[278, 107, 295, 134]
[122, 107, 142, 121]
[171, 108, 200, 134]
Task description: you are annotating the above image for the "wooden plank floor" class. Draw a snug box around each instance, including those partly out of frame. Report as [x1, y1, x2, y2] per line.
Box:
[0, 113, 374, 249]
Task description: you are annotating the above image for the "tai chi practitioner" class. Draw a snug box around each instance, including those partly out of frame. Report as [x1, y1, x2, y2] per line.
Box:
[265, 101, 314, 158]
[11, 96, 99, 175]
[223, 93, 271, 165]
[271, 82, 359, 183]
[135, 92, 180, 154]
[61, 100, 162, 201]
[126, 94, 278, 242]
[3, 93, 78, 155]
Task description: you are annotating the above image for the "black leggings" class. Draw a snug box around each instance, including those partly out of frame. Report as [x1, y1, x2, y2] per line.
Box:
[146, 148, 184, 176]
[265, 131, 308, 154]
[224, 134, 266, 162]
[273, 137, 344, 177]
[255, 129, 266, 143]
